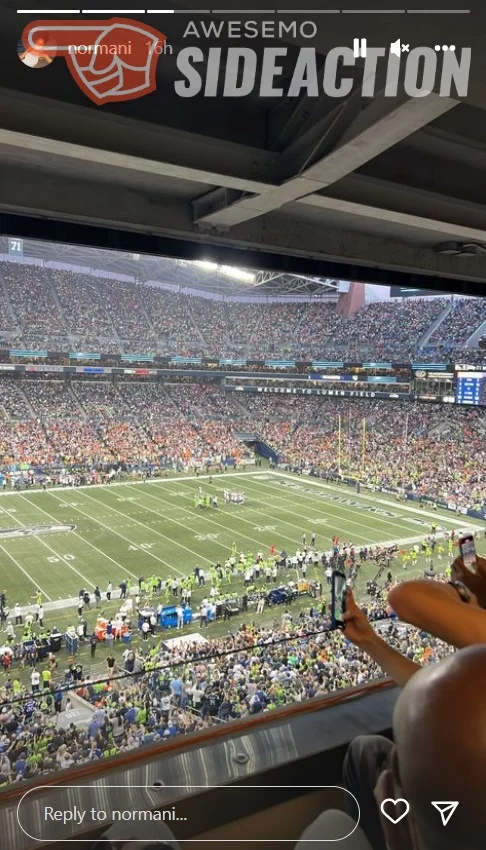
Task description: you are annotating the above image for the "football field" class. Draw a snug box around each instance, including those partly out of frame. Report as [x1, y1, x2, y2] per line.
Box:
[0, 469, 483, 610]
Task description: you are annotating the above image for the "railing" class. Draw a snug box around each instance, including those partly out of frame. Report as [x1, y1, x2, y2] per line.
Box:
[0, 677, 394, 805]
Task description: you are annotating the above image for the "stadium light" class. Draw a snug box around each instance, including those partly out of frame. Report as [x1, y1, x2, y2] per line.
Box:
[194, 260, 256, 283]
[195, 260, 218, 272]
[220, 265, 256, 283]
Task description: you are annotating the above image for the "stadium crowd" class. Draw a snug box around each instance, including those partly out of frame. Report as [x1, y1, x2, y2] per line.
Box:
[300, 298, 446, 361]
[1, 261, 486, 361]
[0, 598, 452, 785]
[0, 378, 485, 512]
[0, 270, 485, 850]
[429, 295, 486, 352]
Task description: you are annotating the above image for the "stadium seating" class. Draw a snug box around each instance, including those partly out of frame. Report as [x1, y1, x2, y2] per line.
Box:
[0, 605, 450, 785]
[429, 296, 486, 350]
[1, 261, 486, 361]
[0, 261, 485, 797]
[0, 378, 484, 512]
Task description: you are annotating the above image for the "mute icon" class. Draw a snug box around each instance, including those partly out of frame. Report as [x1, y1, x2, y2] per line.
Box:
[390, 39, 401, 57]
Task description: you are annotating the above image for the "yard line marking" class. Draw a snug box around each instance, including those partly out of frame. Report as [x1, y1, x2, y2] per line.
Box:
[17, 493, 141, 584]
[230, 475, 398, 537]
[159, 479, 313, 543]
[12, 494, 96, 587]
[229, 474, 460, 538]
[229, 475, 410, 534]
[0, 543, 52, 601]
[225, 478, 379, 541]
[82, 487, 214, 565]
[127, 482, 302, 550]
[220, 475, 385, 542]
[272, 471, 481, 526]
[42, 492, 185, 577]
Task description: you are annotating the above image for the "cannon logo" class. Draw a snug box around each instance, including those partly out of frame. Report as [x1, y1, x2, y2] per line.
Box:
[20, 18, 167, 105]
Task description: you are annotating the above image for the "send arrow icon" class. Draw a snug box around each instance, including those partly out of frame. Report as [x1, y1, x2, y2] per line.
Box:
[431, 802, 459, 826]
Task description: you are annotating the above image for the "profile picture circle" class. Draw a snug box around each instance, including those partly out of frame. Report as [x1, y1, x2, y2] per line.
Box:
[17, 32, 56, 68]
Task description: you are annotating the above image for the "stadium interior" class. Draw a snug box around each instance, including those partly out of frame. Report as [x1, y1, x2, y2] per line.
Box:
[1, 3, 486, 848]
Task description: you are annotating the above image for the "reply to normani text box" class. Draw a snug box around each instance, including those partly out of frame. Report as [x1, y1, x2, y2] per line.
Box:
[17, 784, 361, 842]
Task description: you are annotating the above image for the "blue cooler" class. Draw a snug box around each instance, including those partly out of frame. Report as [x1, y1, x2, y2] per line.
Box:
[160, 606, 193, 629]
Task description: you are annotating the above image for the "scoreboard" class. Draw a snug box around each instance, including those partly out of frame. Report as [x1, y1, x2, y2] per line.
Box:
[455, 371, 486, 406]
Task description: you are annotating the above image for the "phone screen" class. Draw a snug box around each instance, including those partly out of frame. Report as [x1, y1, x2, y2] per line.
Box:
[460, 535, 477, 574]
[332, 571, 347, 629]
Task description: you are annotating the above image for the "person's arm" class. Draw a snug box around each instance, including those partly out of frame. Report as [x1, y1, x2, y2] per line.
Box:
[388, 579, 486, 648]
[343, 590, 420, 687]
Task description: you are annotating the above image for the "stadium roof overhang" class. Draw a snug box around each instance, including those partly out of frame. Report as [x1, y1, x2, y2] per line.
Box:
[0, 0, 485, 296]
[2, 240, 341, 297]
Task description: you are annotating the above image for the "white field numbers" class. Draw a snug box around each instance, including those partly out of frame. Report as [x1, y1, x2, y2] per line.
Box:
[194, 533, 220, 541]
[47, 554, 76, 563]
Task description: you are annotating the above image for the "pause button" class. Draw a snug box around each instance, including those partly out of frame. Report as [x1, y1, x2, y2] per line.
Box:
[353, 38, 367, 58]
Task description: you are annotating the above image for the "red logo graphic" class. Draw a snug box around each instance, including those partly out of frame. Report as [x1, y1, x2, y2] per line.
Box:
[21, 18, 167, 105]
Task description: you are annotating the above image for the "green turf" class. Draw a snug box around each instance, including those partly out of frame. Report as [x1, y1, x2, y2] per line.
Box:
[0, 469, 482, 609]
[0, 469, 484, 687]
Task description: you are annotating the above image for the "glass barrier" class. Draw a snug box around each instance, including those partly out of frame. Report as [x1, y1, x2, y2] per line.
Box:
[0, 600, 453, 792]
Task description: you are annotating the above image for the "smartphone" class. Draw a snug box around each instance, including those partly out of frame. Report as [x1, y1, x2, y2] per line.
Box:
[459, 534, 477, 575]
[331, 570, 347, 629]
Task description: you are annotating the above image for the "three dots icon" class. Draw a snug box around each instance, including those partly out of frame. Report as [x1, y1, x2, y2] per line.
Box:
[435, 45, 455, 51]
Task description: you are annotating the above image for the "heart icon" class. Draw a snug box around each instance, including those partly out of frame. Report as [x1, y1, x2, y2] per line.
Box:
[380, 798, 410, 824]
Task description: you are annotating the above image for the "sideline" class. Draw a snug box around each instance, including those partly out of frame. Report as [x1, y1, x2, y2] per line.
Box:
[271, 471, 485, 528]
[0, 468, 259, 500]
[15, 527, 480, 617]
[4, 469, 483, 615]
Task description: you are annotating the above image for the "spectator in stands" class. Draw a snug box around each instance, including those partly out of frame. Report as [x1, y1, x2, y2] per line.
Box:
[1, 259, 485, 362]
[297, 645, 486, 850]
[0, 593, 453, 787]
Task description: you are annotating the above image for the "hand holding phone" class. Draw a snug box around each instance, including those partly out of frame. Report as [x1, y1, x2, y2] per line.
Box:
[451, 554, 486, 610]
[459, 534, 478, 575]
[341, 588, 376, 648]
[331, 570, 347, 629]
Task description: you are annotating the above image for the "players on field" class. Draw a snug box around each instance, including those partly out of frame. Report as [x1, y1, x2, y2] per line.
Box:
[223, 489, 245, 504]
[195, 491, 221, 508]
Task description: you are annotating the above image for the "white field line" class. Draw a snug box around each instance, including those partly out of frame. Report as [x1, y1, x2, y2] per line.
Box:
[222, 474, 411, 542]
[81, 487, 217, 566]
[17, 492, 142, 587]
[160, 478, 331, 544]
[159, 476, 392, 547]
[8, 494, 97, 588]
[125, 482, 302, 550]
[273, 471, 485, 527]
[0, 542, 52, 601]
[42, 491, 185, 578]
